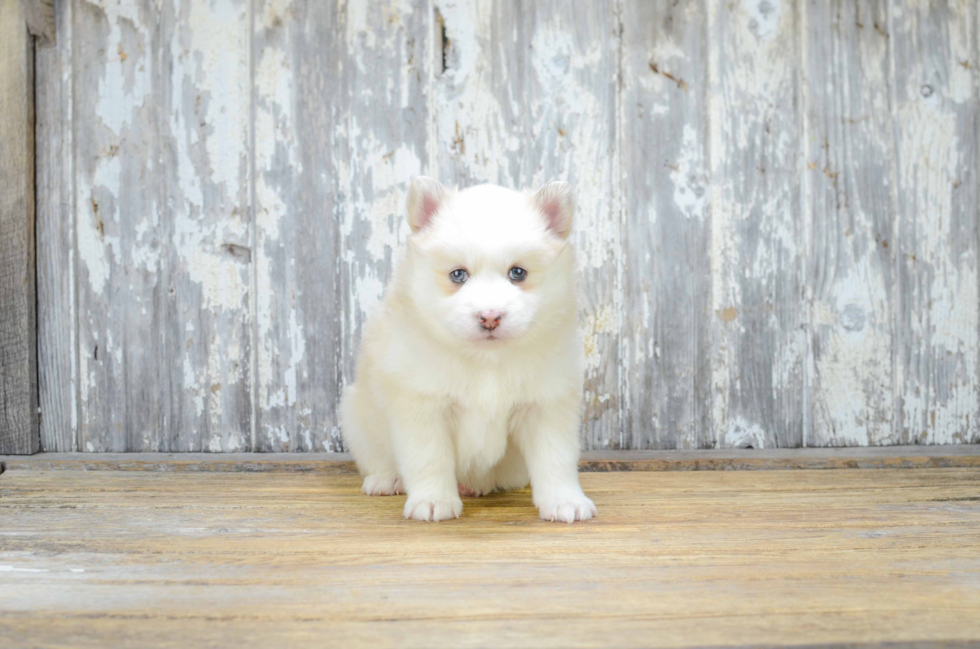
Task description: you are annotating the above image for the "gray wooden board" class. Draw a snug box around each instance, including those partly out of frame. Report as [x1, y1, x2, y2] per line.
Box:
[0, 0, 39, 455]
[3, 445, 980, 473]
[891, 0, 979, 445]
[706, 0, 806, 448]
[167, 0, 253, 452]
[804, 0, 898, 446]
[72, 0, 162, 451]
[70, 0, 253, 452]
[36, 0, 75, 452]
[620, 0, 712, 449]
[251, 0, 346, 452]
[33, 0, 980, 451]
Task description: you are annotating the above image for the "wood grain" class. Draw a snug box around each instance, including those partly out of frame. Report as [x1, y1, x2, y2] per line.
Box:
[891, 0, 979, 445]
[72, 0, 159, 451]
[164, 0, 253, 452]
[70, 0, 252, 452]
[32, 0, 980, 451]
[804, 0, 898, 446]
[707, 0, 805, 449]
[620, 0, 712, 449]
[2, 445, 979, 473]
[251, 0, 349, 452]
[1, 468, 979, 647]
[0, 0, 39, 455]
[35, 0, 75, 451]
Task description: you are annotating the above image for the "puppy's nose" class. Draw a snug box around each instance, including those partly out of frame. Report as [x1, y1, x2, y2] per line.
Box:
[478, 310, 503, 331]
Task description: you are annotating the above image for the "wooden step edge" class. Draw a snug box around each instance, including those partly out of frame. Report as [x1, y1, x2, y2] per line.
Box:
[1, 445, 978, 474]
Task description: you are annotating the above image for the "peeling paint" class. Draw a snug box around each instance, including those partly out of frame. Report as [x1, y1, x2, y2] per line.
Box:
[40, 0, 980, 452]
[583, 305, 614, 371]
[722, 416, 767, 449]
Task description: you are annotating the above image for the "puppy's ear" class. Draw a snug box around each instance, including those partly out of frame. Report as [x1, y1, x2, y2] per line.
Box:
[532, 181, 574, 240]
[407, 176, 449, 233]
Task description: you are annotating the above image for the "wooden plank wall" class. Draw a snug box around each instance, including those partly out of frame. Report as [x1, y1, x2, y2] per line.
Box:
[35, 0, 980, 452]
[1, 0, 40, 454]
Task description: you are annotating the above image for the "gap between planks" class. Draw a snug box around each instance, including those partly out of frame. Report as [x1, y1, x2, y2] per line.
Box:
[1, 445, 978, 474]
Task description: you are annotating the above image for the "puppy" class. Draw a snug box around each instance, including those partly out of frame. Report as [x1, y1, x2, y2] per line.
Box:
[340, 177, 596, 523]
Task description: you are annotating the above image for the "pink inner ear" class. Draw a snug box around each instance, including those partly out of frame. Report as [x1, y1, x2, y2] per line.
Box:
[540, 198, 564, 235]
[418, 194, 440, 229]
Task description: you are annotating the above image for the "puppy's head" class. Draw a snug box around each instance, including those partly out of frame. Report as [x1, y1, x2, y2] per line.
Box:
[401, 177, 575, 348]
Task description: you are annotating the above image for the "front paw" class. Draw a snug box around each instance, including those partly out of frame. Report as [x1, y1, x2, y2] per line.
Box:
[362, 474, 404, 496]
[536, 491, 597, 523]
[404, 493, 463, 522]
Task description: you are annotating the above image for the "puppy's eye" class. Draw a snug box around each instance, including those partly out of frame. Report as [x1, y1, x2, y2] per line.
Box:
[449, 269, 469, 283]
[508, 267, 527, 282]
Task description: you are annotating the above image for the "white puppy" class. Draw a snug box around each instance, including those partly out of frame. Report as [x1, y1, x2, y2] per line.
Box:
[340, 177, 596, 523]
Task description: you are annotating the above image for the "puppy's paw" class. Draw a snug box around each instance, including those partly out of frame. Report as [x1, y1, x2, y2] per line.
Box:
[362, 474, 404, 496]
[536, 491, 597, 524]
[404, 493, 463, 522]
[458, 483, 489, 497]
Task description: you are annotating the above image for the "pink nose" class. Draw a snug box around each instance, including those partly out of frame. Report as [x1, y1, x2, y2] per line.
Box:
[477, 310, 503, 331]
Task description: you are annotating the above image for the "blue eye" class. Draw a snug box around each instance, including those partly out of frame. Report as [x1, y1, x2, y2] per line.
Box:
[508, 267, 527, 282]
[450, 269, 469, 283]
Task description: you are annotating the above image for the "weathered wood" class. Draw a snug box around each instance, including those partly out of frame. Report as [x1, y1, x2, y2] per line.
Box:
[72, 0, 165, 451]
[335, 0, 433, 451]
[433, 0, 622, 447]
[164, 0, 252, 452]
[706, 0, 805, 448]
[2, 469, 979, 647]
[620, 0, 711, 449]
[251, 0, 345, 451]
[0, 0, 39, 455]
[804, 0, 898, 446]
[33, 0, 980, 451]
[891, 0, 980, 445]
[72, 0, 252, 451]
[35, 0, 74, 451]
[20, 0, 54, 44]
[3, 445, 980, 473]
[1, 452, 358, 474]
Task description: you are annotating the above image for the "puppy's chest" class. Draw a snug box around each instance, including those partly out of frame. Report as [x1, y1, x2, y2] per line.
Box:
[451, 404, 511, 471]
[453, 371, 525, 408]
[447, 369, 527, 468]
[439, 352, 554, 408]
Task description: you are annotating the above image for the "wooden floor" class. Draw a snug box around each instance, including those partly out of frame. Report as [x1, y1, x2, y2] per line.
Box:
[2, 466, 980, 647]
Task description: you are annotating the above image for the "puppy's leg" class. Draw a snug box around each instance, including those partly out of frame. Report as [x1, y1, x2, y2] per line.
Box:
[341, 384, 402, 496]
[390, 395, 462, 522]
[514, 400, 596, 523]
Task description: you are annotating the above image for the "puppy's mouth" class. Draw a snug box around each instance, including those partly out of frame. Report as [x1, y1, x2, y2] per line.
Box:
[476, 328, 506, 342]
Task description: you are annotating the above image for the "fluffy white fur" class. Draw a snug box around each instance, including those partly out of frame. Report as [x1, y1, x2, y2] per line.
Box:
[340, 177, 596, 523]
